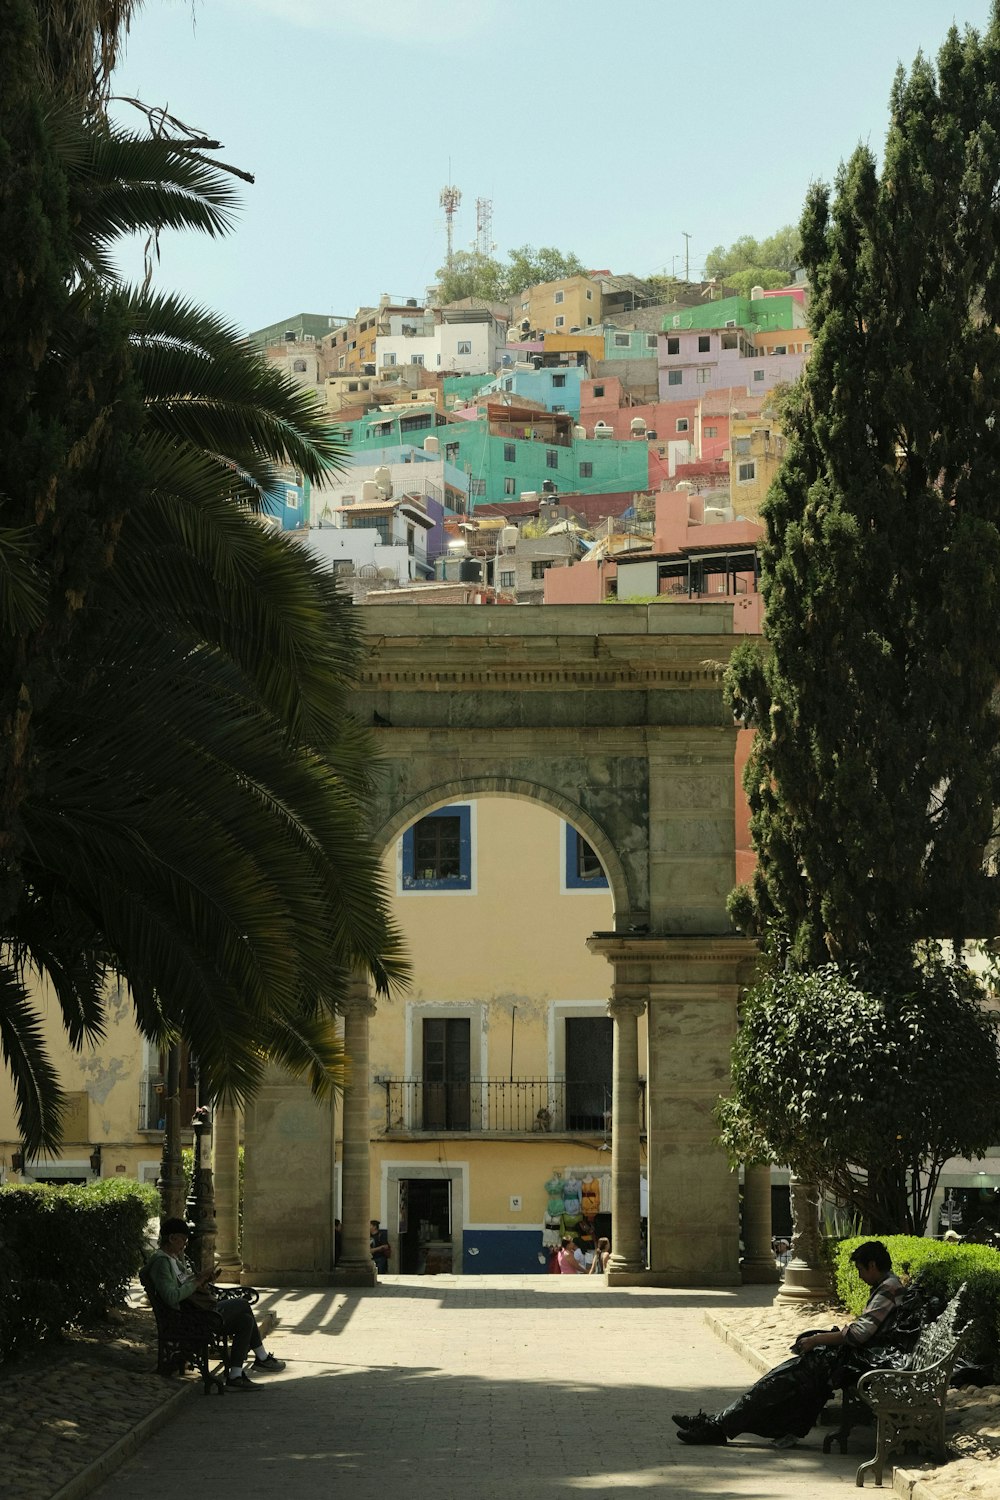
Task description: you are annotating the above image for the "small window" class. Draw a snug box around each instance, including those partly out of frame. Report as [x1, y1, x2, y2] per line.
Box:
[696, 368, 711, 384]
[614, 334, 630, 348]
[546, 450, 558, 469]
[646, 334, 657, 349]
[499, 569, 515, 588]
[504, 442, 516, 462]
[753, 369, 766, 382]
[554, 291, 565, 304]
[532, 561, 552, 580]
[676, 418, 689, 433]
[552, 373, 566, 388]
[338, 355, 346, 369]
[734, 437, 751, 456]
[586, 290, 593, 301]
[586, 317, 593, 325]
[402, 806, 471, 891]
[565, 824, 609, 889]
[411, 354, 424, 366]
[292, 358, 307, 372]
[803, 342, 812, 353]
[552, 405, 565, 413]
[593, 385, 604, 397]
[445, 441, 460, 462]
[521, 302, 529, 312]
[555, 316, 565, 328]
[704, 425, 718, 438]
[504, 477, 516, 495]
[457, 340, 472, 355]
[383, 353, 396, 367]
[285, 488, 300, 509]
[579, 461, 593, 478]
[697, 335, 711, 354]
[667, 336, 680, 355]
[737, 461, 756, 482]
[667, 370, 682, 386]
[772, 344, 787, 356]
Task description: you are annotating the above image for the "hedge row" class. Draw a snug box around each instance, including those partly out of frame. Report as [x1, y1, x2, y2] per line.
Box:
[834, 1234, 1000, 1373]
[0, 1178, 158, 1362]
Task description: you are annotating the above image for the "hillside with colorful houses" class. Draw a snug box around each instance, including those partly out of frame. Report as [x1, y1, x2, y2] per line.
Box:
[251, 269, 811, 618]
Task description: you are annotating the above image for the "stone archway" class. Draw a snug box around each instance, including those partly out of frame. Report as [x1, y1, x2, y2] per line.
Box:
[243, 603, 757, 1287]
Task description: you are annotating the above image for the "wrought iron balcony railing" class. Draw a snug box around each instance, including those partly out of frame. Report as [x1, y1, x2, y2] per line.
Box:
[377, 1078, 646, 1136]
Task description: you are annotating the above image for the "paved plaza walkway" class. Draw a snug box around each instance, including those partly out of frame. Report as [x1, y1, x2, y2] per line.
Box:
[89, 1276, 866, 1500]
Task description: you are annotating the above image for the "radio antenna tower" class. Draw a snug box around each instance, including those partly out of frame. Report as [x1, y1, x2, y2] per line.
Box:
[475, 196, 494, 257]
[440, 181, 462, 269]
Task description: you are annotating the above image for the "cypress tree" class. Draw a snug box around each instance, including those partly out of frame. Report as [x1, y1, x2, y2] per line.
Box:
[727, 5, 1000, 971]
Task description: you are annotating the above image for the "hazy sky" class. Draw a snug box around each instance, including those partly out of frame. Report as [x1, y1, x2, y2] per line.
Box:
[110, 0, 995, 333]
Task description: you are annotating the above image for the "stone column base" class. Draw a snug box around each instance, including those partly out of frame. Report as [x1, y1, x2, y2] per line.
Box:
[333, 1259, 378, 1288]
[777, 1263, 830, 1302]
[741, 1255, 780, 1285]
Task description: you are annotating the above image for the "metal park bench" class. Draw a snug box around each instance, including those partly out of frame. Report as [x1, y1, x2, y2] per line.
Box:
[138, 1263, 259, 1395]
[854, 1284, 969, 1487]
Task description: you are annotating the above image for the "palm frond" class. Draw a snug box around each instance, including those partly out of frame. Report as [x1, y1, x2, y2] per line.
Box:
[0, 959, 66, 1154]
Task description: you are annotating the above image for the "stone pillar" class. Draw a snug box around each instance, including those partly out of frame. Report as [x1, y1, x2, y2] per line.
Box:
[212, 1099, 241, 1282]
[241, 1069, 335, 1287]
[335, 982, 378, 1287]
[777, 1175, 830, 1302]
[741, 1162, 780, 1284]
[606, 991, 647, 1279]
[589, 934, 756, 1287]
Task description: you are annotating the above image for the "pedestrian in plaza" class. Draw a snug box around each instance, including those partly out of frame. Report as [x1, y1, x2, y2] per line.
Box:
[370, 1219, 391, 1275]
[146, 1218, 286, 1390]
[589, 1236, 612, 1274]
[556, 1236, 584, 1273]
[672, 1241, 911, 1446]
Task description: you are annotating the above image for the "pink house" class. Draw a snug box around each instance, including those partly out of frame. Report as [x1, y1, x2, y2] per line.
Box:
[657, 327, 806, 403]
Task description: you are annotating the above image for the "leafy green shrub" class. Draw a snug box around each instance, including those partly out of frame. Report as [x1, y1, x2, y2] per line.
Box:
[834, 1234, 1000, 1373]
[0, 1178, 158, 1362]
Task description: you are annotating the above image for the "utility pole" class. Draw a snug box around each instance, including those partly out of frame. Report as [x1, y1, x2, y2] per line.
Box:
[682, 232, 691, 284]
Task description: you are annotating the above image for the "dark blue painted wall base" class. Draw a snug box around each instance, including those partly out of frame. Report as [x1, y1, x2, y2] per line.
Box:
[462, 1229, 548, 1274]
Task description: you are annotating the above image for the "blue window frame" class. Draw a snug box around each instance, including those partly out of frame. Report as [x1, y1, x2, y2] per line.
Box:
[402, 806, 472, 891]
[564, 824, 609, 889]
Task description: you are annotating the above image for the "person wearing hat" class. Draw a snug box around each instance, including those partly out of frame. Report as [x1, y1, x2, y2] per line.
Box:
[146, 1218, 285, 1389]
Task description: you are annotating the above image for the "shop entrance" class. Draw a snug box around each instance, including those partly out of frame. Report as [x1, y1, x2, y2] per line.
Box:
[399, 1177, 453, 1274]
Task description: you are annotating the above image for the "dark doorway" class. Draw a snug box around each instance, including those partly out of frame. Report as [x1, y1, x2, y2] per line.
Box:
[565, 1015, 613, 1130]
[422, 1017, 471, 1130]
[399, 1178, 453, 1274]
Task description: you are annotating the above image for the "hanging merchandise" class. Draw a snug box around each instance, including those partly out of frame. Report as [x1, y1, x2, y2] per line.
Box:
[562, 1175, 582, 1215]
[581, 1173, 600, 1218]
[545, 1170, 566, 1217]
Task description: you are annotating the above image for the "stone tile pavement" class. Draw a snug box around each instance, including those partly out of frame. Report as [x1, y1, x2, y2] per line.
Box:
[6, 1276, 998, 1500]
[85, 1277, 867, 1500]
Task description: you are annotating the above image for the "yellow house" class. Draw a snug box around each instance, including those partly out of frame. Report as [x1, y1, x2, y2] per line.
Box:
[543, 330, 606, 366]
[360, 795, 645, 1273]
[515, 275, 602, 336]
[729, 414, 787, 521]
[0, 977, 170, 1186]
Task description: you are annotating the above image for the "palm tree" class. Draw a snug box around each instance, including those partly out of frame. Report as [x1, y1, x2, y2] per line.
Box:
[0, 5, 407, 1152]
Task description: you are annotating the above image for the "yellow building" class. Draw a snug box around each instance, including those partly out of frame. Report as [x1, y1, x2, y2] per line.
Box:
[515, 275, 602, 336]
[0, 977, 170, 1186]
[729, 414, 787, 521]
[752, 327, 812, 358]
[361, 795, 644, 1273]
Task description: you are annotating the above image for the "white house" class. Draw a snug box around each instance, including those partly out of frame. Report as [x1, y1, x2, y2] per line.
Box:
[376, 307, 507, 377]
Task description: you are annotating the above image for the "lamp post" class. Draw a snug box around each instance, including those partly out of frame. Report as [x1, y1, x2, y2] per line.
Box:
[185, 1104, 218, 1276]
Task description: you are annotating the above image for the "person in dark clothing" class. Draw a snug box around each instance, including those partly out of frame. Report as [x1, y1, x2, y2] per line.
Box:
[673, 1241, 909, 1446]
[370, 1219, 390, 1275]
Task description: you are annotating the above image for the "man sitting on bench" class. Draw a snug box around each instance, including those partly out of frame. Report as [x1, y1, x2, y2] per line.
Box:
[672, 1240, 907, 1447]
[147, 1217, 286, 1390]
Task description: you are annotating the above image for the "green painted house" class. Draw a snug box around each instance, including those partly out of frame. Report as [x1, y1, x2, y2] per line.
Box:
[333, 406, 648, 508]
[661, 294, 805, 334]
